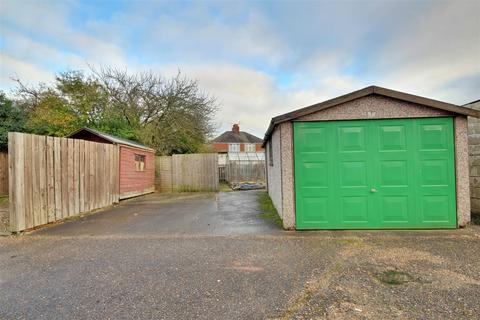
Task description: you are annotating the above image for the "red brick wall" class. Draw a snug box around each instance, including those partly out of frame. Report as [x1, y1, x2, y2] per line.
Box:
[212, 143, 228, 152]
[212, 142, 264, 153]
[119, 146, 155, 197]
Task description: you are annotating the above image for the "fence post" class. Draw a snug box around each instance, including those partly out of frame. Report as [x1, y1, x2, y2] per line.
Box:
[9, 132, 26, 232]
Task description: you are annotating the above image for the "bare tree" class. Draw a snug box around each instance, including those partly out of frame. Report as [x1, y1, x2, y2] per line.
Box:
[90, 66, 218, 154]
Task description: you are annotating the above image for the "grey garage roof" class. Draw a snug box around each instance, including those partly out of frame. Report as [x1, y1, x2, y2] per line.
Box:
[67, 127, 154, 151]
[263, 85, 480, 146]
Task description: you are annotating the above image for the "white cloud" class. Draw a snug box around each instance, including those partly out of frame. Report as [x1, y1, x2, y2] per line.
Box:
[371, 1, 480, 103]
[0, 0, 128, 72]
[0, 53, 54, 91]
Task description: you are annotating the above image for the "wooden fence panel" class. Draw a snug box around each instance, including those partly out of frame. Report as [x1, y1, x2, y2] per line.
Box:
[61, 137, 69, 219]
[32, 135, 42, 227]
[24, 134, 33, 229]
[46, 136, 55, 223]
[73, 139, 80, 215]
[226, 160, 266, 183]
[38, 135, 47, 225]
[67, 138, 74, 217]
[79, 140, 85, 213]
[54, 137, 62, 220]
[155, 156, 173, 192]
[155, 154, 218, 192]
[83, 140, 90, 212]
[0, 152, 8, 195]
[9, 133, 25, 231]
[8, 132, 120, 232]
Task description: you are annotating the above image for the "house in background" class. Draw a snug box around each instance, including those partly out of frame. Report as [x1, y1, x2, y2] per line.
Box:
[211, 124, 264, 153]
[211, 124, 264, 164]
[68, 127, 155, 199]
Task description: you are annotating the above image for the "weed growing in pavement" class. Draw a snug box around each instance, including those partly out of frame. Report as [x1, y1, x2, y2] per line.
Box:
[376, 270, 414, 285]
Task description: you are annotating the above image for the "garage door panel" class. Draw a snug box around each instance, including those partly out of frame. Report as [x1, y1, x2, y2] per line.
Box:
[340, 161, 367, 187]
[380, 196, 409, 223]
[338, 126, 367, 152]
[298, 197, 331, 226]
[341, 196, 369, 223]
[299, 127, 328, 153]
[420, 160, 449, 186]
[421, 196, 451, 222]
[378, 125, 407, 152]
[301, 162, 328, 187]
[379, 160, 408, 186]
[418, 123, 449, 151]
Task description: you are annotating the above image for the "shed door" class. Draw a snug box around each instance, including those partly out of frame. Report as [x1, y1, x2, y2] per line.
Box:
[294, 118, 457, 229]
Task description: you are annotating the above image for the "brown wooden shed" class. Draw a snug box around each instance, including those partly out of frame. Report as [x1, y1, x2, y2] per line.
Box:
[68, 128, 155, 199]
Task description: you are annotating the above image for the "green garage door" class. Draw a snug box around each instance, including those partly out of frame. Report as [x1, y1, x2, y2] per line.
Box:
[294, 117, 457, 229]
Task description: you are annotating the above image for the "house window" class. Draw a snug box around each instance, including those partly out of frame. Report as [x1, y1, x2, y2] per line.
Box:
[268, 141, 273, 166]
[135, 154, 146, 171]
[228, 143, 240, 152]
[245, 143, 256, 152]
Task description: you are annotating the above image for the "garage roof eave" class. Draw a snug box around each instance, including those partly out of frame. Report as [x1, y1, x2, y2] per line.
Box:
[262, 85, 480, 146]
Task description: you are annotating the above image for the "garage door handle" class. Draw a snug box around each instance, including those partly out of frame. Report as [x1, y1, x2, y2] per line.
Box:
[370, 188, 378, 193]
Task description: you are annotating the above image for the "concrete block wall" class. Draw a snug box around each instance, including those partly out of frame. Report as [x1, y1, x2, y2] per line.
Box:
[467, 101, 480, 213]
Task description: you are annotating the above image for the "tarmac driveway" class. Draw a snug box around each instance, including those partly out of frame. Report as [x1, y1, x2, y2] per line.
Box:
[1, 191, 479, 319]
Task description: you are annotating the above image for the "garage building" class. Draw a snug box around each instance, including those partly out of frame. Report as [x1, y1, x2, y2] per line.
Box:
[68, 127, 155, 200]
[263, 86, 479, 230]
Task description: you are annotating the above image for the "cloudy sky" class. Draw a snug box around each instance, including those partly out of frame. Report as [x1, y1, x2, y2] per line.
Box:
[1, 0, 479, 137]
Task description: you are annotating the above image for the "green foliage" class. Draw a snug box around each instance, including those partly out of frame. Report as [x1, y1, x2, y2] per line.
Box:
[0, 196, 8, 205]
[0, 92, 26, 151]
[24, 91, 78, 136]
[257, 191, 283, 228]
[13, 68, 217, 155]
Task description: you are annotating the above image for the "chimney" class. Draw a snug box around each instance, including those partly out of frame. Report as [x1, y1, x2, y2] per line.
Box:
[232, 124, 240, 134]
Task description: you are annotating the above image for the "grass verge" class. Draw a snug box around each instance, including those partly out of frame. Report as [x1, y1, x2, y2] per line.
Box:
[257, 191, 283, 228]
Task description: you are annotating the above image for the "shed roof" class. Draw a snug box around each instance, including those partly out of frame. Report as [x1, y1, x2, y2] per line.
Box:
[212, 130, 263, 144]
[263, 85, 480, 146]
[67, 127, 154, 151]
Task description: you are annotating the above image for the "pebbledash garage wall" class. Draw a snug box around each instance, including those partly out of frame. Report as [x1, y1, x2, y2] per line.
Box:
[264, 86, 479, 230]
[68, 128, 155, 200]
